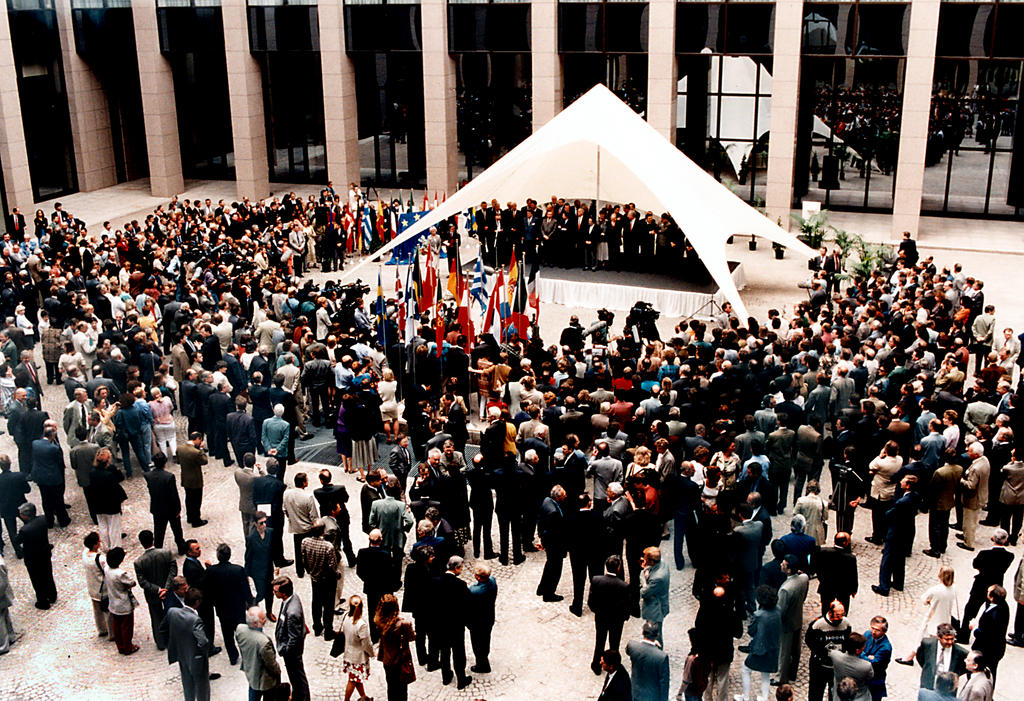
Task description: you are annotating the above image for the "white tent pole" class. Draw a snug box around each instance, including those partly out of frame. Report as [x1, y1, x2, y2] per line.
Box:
[596, 145, 601, 212]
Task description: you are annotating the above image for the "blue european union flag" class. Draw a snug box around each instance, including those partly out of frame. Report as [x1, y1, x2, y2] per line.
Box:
[388, 210, 431, 265]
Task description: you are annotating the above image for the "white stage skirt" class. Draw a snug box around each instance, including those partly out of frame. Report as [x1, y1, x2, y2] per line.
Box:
[537, 264, 746, 319]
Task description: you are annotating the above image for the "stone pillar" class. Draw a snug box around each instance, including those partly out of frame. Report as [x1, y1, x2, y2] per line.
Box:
[764, 0, 803, 229]
[421, 0, 457, 194]
[531, 0, 562, 131]
[132, 0, 184, 197]
[223, 0, 269, 199]
[318, 0, 359, 187]
[646, 0, 677, 142]
[891, 0, 940, 238]
[0, 5, 32, 212]
[55, 0, 117, 191]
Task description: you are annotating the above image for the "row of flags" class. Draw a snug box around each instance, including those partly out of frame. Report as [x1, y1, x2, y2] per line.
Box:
[373, 246, 539, 356]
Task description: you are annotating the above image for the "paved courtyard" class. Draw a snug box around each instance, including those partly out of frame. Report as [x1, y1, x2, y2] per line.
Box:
[1, 194, 1024, 699]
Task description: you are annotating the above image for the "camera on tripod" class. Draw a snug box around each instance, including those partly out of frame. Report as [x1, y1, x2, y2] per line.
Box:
[626, 301, 661, 342]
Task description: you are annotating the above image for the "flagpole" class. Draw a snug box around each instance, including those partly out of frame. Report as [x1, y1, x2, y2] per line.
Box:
[595, 145, 601, 214]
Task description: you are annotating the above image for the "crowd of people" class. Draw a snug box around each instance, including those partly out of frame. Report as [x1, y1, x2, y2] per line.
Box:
[0, 187, 1021, 701]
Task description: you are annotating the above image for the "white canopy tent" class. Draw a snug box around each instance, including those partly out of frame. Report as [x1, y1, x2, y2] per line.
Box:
[340, 83, 816, 320]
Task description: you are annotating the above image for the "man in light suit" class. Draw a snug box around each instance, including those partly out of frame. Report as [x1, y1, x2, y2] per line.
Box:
[776, 555, 810, 685]
[913, 623, 967, 690]
[273, 575, 309, 701]
[134, 529, 177, 651]
[261, 405, 290, 461]
[62, 388, 91, 448]
[235, 606, 281, 699]
[639, 546, 669, 646]
[625, 621, 670, 701]
[917, 671, 957, 701]
[734, 504, 765, 615]
[160, 588, 213, 701]
[369, 476, 414, 568]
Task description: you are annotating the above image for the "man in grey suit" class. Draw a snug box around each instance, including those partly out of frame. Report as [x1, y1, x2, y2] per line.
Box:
[134, 529, 178, 650]
[273, 575, 309, 701]
[625, 620, 670, 701]
[829, 632, 874, 700]
[734, 504, 764, 614]
[160, 588, 212, 701]
[369, 476, 414, 567]
[235, 606, 281, 699]
[639, 546, 670, 645]
[913, 624, 968, 690]
[776, 555, 810, 685]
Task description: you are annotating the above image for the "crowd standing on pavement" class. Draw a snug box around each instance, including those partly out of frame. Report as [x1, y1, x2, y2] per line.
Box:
[0, 189, 1021, 701]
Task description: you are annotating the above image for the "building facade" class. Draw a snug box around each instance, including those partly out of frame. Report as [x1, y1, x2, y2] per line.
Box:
[0, 0, 1020, 237]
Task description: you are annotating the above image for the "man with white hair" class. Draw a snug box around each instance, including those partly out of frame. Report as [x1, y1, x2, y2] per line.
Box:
[960, 442, 991, 551]
[261, 405, 291, 460]
[234, 606, 281, 697]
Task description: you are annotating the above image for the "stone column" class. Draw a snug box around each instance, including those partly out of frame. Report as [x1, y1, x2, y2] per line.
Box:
[646, 0, 677, 142]
[132, 0, 184, 197]
[421, 0, 457, 194]
[0, 5, 32, 212]
[891, 0, 939, 238]
[223, 0, 269, 199]
[764, 0, 803, 229]
[531, 0, 562, 131]
[319, 0, 359, 187]
[55, 0, 117, 192]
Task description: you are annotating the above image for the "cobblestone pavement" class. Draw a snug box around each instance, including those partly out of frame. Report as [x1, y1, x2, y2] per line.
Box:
[3, 243, 1024, 699]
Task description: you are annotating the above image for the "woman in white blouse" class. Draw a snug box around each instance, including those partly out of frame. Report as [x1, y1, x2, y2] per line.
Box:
[897, 565, 958, 664]
[341, 594, 375, 701]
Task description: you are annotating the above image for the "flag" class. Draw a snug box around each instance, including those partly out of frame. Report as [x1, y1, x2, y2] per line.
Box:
[508, 254, 529, 339]
[395, 264, 406, 340]
[376, 200, 387, 243]
[404, 260, 418, 340]
[434, 191, 439, 209]
[342, 206, 355, 253]
[375, 269, 387, 346]
[422, 191, 428, 212]
[470, 254, 488, 310]
[410, 247, 424, 314]
[457, 285, 473, 351]
[447, 245, 463, 300]
[506, 252, 519, 304]
[389, 210, 430, 264]
[483, 268, 504, 338]
[434, 270, 444, 358]
[361, 205, 374, 251]
[526, 259, 540, 323]
[422, 247, 436, 314]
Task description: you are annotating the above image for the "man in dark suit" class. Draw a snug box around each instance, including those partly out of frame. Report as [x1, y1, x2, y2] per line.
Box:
[182, 539, 222, 657]
[134, 529, 178, 650]
[194, 373, 216, 441]
[626, 621, 670, 701]
[959, 530, 1014, 642]
[911, 623, 968, 690]
[355, 529, 396, 643]
[160, 587, 212, 701]
[536, 485, 568, 602]
[434, 555, 473, 689]
[971, 584, 1010, 679]
[226, 397, 258, 469]
[597, 649, 632, 701]
[14, 350, 43, 399]
[102, 350, 129, 395]
[0, 454, 29, 557]
[273, 575, 309, 701]
[568, 493, 606, 617]
[253, 459, 290, 568]
[31, 427, 70, 528]
[15, 502, 56, 609]
[6, 389, 30, 472]
[588, 554, 630, 675]
[812, 531, 859, 615]
[467, 562, 497, 674]
[180, 370, 200, 437]
[144, 452, 186, 554]
[8, 207, 25, 233]
[207, 381, 234, 465]
[360, 470, 387, 534]
[205, 543, 251, 666]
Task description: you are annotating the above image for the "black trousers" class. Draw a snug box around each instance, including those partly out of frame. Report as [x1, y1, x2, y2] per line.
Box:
[154, 512, 186, 553]
[1, 511, 21, 556]
[870, 499, 892, 541]
[310, 577, 335, 636]
[308, 387, 331, 427]
[569, 549, 602, 610]
[38, 483, 70, 528]
[366, 589, 383, 643]
[960, 587, 988, 642]
[1012, 602, 1024, 639]
[293, 532, 311, 577]
[384, 665, 409, 701]
[413, 612, 434, 665]
[469, 623, 492, 669]
[437, 630, 468, 682]
[16, 440, 32, 473]
[471, 495, 495, 558]
[218, 612, 242, 663]
[145, 592, 168, 649]
[184, 487, 203, 525]
[497, 510, 522, 562]
[592, 614, 624, 665]
[928, 509, 951, 553]
[283, 653, 310, 701]
[808, 662, 832, 701]
[25, 555, 57, 605]
[538, 546, 565, 597]
[878, 537, 905, 592]
[1000, 504, 1024, 543]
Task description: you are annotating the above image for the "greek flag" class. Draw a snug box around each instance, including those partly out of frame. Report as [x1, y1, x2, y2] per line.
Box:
[470, 255, 488, 310]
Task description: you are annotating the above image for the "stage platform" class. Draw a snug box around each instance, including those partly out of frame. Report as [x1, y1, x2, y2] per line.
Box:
[537, 262, 745, 318]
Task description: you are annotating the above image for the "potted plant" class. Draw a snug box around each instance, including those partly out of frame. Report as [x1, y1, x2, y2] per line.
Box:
[791, 211, 830, 249]
[772, 241, 785, 259]
[749, 234, 757, 251]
